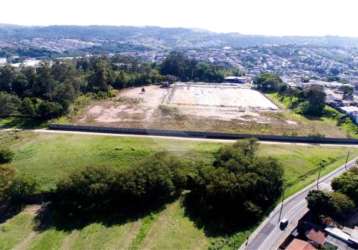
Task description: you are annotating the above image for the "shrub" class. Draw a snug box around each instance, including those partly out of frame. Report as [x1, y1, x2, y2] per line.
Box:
[0, 148, 14, 164]
[51, 152, 187, 216]
[52, 165, 118, 215]
[0, 165, 16, 201]
[8, 175, 38, 203]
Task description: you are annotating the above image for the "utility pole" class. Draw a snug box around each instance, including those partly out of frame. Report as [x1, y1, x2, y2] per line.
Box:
[316, 160, 325, 190]
[344, 151, 350, 170]
[278, 192, 285, 224]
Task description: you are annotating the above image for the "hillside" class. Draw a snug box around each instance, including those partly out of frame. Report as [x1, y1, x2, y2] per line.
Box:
[1, 25, 358, 56]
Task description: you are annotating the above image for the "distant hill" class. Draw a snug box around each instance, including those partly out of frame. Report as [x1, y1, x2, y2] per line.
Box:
[1, 25, 358, 57]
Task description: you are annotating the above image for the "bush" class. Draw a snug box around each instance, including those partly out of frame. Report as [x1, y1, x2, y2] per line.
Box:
[52, 165, 118, 215]
[7, 176, 38, 203]
[51, 152, 187, 216]
[0, 165, 16, 201]
[0, 148, 14, 164]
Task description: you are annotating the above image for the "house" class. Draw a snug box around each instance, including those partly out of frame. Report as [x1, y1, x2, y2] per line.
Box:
[286, 239, 316, 250]
[305, 228, 326, 248]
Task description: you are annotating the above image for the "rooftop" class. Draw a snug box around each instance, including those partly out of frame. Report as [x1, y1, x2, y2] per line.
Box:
[286, 239, 316, 250]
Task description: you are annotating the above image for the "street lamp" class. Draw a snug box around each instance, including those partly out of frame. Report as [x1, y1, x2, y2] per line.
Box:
[316, 160, 326, 190]
[278, 192, 285, 224]
[344, 151, 350, 170]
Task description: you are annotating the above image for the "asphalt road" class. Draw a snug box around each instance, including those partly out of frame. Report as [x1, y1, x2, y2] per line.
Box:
[240, 156, 358, 250]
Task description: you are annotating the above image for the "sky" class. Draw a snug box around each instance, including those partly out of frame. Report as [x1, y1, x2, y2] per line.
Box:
[1, 0, 358, 37]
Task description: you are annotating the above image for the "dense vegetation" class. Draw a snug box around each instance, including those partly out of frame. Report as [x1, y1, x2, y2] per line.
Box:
[51, 152, 188, 216]
[160, 51, 228, 82]
[185, 139, 283, 229]
[255, 73, 326, 116]
[0, 53, 233, 121]
[306, 167, 358, 219]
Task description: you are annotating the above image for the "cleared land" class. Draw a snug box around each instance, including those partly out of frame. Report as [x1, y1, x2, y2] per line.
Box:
[0, 131, 357, 250]
[77, 83, 277, 123]
[65, 83, 356, 138]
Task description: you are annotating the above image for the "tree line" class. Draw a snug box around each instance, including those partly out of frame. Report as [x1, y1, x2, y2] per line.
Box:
[0, 53, 233, 120]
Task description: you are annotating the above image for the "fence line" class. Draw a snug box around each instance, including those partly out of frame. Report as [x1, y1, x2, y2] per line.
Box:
[48, 124, 358, 144]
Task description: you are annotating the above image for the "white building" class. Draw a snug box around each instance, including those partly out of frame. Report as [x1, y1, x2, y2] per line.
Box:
[0, 58, 7, 65]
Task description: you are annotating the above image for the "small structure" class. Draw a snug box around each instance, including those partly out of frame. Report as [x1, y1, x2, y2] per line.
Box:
[0, 58, 7, 65]
[305, 228, 326, 248]
[224, 76, 251, 84]
[160, 81, 171, 88]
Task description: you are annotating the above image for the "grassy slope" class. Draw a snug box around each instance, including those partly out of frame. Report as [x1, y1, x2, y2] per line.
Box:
[266, 93, 358, 138]
[1, 131, 357, 250]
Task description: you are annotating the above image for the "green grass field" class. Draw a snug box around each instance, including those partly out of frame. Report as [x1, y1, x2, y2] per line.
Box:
[0, 131, 357, 250]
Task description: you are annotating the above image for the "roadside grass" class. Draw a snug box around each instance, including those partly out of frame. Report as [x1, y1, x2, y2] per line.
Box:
[1, 131, 357, 250]
[0, 117, 47, 129]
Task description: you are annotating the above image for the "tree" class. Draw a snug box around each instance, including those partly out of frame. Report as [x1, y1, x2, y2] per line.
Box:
[20, 97, 38, 117]
[0, 65, 16, 92]
[299, 85, 326, 116]
[160, 52, 190, 81]
[330, 192, 355, 215]
[32, 63, 57, 100]
[0, 92, 21, 116]
[37, 101, 64, 119]
[306, 190, 334, 215]
[186, 139, 283, 226]
[87, 58, 114, 92]
[12, 72, 29, 97]
[332, 168, 358, 203]
[0, 148, 14, 164]
[253, 73, 286, 93]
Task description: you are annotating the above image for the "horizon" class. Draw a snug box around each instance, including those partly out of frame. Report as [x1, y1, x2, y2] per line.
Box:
[2, 23, 358, 39]
[1, 0, 358, 37]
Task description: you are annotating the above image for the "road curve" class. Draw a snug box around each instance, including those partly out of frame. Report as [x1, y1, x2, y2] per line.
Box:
[240, 157, 358, 250]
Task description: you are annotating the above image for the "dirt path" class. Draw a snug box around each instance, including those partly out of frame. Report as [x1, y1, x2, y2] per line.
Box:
[13, 232, 38, 250]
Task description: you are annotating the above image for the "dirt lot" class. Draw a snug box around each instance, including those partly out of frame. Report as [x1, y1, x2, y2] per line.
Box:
[70, 83, 349, 137]
[78, 83, 278, 123]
